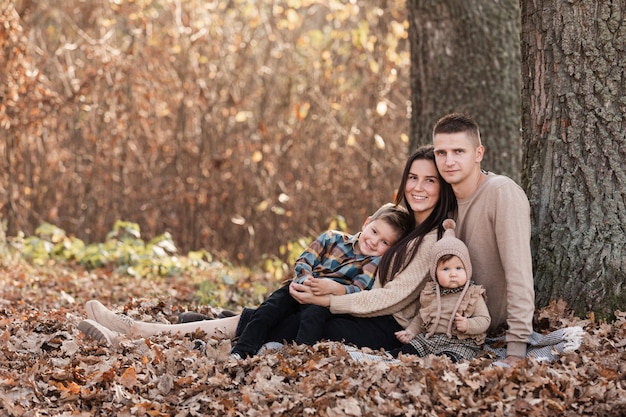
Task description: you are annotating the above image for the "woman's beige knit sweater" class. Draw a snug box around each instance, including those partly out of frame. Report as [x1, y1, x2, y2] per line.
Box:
[328, 229, 438, 329]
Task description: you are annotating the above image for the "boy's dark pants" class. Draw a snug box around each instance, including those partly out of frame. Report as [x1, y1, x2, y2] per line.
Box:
[231, 284, 331, 357]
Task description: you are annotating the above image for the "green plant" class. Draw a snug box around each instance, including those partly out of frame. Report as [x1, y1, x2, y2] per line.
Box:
[17, 221, 202, 278]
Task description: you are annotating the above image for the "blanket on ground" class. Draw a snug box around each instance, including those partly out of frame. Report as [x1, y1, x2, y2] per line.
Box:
[345, 326, 585, 364]
[257, 326, 585, 365]
[485, 326, 584, 363]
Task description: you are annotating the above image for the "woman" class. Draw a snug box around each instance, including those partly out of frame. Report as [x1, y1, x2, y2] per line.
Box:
[79, 146, 456, 352]
[287, 145, 456, 350]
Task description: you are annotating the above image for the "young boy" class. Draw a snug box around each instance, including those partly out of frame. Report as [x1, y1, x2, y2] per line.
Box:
[391, 219, 491, 362]
[230, 202, 413, 359]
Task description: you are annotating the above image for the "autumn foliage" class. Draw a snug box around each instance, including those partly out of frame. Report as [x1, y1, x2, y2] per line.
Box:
[0, 253, 625, 416]
[3, 2, 625, 414]
[2, 0, 411, 265]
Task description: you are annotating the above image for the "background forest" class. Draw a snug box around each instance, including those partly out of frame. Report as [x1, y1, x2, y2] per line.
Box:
[2, 0, 625, 317]
[2, 0, 411, 267]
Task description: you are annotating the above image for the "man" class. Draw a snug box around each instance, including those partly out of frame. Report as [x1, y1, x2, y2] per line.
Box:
[432, 113, 535, 366]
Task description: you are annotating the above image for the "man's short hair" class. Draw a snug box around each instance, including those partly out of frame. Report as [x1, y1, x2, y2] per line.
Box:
[433, 113, 482, 147]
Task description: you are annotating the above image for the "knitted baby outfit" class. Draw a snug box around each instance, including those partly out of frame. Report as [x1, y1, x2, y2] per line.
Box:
[426, 219, 472, 338]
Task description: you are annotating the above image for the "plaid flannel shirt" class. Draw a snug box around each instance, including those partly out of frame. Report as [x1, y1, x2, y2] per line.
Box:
[293, 230, 378, 294]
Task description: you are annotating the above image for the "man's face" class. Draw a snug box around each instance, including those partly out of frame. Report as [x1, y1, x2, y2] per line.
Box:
[433, 131, 484, 186]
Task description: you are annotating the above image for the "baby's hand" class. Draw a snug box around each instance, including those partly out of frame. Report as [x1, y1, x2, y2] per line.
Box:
[455, 313, 468, 333]
[395, 329, 415, 344]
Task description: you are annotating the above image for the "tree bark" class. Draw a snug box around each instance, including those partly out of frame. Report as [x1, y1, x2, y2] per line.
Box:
[520, 1, 626, 319]
[408, 0, 522, 181]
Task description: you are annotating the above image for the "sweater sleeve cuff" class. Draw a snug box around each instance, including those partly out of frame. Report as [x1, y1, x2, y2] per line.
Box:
[328, 294, 349, 314]
[506, 341, 527, 358]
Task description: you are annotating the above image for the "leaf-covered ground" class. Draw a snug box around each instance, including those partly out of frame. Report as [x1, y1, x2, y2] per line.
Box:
[0, 260, 624, 417]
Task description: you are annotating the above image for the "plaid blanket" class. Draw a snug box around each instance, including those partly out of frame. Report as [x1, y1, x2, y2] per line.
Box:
[345, 326, 585, 364]
[257, 326, 585, 365]
[485, 326, 584, 363]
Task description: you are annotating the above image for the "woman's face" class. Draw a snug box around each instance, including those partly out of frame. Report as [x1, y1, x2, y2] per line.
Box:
[404, 159, 441, 224]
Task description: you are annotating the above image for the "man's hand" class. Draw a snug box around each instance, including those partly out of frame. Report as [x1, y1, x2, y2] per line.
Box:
[502, 355, 524, 367]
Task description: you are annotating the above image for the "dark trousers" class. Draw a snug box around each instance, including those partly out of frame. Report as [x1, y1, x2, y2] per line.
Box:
[232, 285, 332, 357]
[321, 313, 404, 351]
[234, 301, 404, 355]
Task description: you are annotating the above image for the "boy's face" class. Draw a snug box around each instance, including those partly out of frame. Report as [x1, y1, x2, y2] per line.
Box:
[433, 131, 484, 186]
[436, 255, 468, 289]
[357, 218, 400, 257]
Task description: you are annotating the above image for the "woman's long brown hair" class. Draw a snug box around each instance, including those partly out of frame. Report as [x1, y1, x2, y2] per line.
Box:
[377, 146, 456, 286]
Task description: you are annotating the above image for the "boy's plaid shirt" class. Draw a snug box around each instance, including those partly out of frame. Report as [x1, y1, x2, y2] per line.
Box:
[293, 230, 378, 294]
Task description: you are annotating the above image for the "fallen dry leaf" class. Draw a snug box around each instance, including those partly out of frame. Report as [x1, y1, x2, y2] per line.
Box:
[0, 261, 625, 416]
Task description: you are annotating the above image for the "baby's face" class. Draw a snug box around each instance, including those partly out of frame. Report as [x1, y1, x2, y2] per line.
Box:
[357, 219, 400, 257]
[436, 255, 468, 289]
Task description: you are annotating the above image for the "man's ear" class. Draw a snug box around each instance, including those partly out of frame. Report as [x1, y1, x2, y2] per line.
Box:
[361, 216, 372, 230]
[475, 145, 485, 163]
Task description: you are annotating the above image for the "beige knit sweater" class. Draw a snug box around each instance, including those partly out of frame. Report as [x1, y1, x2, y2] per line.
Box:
[328, 229, 438, 329]
[456, 173, 535, 357]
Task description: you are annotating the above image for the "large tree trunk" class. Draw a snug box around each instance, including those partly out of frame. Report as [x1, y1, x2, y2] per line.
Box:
[407, 0, 522, 181]
[520, 1, 626, 319]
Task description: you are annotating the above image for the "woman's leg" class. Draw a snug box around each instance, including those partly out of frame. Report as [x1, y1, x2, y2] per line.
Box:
[83, 299, 240, 339]
[322, 314, 403, 351]
[131, 315, 240, 339]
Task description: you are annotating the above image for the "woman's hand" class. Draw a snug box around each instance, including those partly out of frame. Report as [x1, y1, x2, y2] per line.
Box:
[289, 280, 331, 307]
